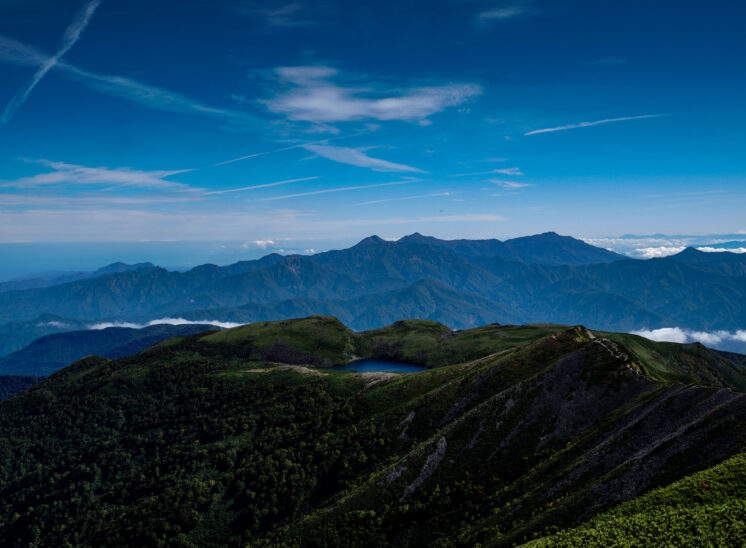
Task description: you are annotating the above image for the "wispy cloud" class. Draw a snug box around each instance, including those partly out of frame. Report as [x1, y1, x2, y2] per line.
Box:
[355, 192, 452, 206]
[524, 114, 667, 136]
[264, 65, 481, 124]
[476, 1, 537, 23]
[261, 180, 415, 201]
[0, 193, 201, 207]
[1, 159, 196, 191]
[303, 143, 426, 173]
[212, 132, 367, 167]
[452, 167, 523, 177]
[477, 5, 528, 21]
[490, 179, 533, 188]
[0, 34, 258, 127]
[250, 2, 312, 27]
[1, 0, 101, 125]
[203, 176, 319, 195]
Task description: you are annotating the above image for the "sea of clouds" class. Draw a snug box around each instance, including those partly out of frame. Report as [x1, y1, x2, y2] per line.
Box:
[631, 327, 746, 346]
[87, 318, 244, 330]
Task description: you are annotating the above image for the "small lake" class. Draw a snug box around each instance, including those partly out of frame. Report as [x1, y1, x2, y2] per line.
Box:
[337, 359, 427, 373]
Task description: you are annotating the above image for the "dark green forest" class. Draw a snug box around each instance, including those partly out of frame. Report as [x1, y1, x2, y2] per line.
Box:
[1, 316, 744, 546]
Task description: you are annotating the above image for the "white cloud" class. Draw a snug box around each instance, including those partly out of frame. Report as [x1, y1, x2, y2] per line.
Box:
[632, 245, 746, 258]
[477, 5, 529, 21]
[249, 3, 311, 27]
[632, 327, 746, 346]
[1, 159, 196, 191]
[303, 144, 426, 173]
[632, 327, 689, 343]
[634, 246, 686, 259]
[490, 179, 533, 189]
[1, 0, 101, 125]
[88, 318, 244, 330]
[242, 239, 275, 249]
[36, 320, 71, 328]
[264, 65, 481, 124]
[524, 114, 667, 136]
[696, 246, 746, 254]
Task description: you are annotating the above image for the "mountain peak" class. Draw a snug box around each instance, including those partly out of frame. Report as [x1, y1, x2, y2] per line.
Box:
[355, 235, 386, 247]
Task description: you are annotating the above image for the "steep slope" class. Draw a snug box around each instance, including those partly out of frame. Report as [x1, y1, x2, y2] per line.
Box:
[503, 231, 626, 264]
[0, 323, 220, 376]
[176, 278, 524, 332]
[398, 232, 626, 265]
[0, 255, 290, 323]
[312, 237, 504, 299]
[397, 232, 520, 261]
[0, 317, 744, 546]
[530, 451, 746, 546]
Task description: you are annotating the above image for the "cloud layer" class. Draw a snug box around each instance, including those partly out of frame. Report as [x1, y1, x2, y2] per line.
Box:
[632, 327, 746, 346]
[88, 318, 245, 330]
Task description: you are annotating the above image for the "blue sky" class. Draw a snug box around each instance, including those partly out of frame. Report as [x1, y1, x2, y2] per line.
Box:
[1, 0, 745, 249]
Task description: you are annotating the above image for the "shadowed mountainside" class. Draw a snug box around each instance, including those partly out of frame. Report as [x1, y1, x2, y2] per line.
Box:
[0, 323, 222, 376]
[0, 316, 744, 546]
[1, 233, 745, 360]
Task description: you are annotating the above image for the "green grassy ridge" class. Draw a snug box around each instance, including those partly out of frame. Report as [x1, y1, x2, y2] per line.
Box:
[600, 331, 746, 391]
[262, 325, 746, 546]
[527, 451, 746, 547]
[192, 315, 569, 369]
[168, 316, 745, 390]
[1, 316, 746, 546]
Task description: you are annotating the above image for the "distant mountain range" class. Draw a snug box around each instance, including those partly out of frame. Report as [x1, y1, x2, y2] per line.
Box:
[0, 261, 155, 293]
[1, 231, 745, 361]
[0, 323, 221, 376]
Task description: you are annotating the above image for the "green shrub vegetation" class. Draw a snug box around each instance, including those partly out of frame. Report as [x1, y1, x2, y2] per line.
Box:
[0, 316, 744, 547]
[530, 452, 746, 547]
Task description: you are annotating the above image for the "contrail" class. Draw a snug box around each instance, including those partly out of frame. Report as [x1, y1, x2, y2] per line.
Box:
[260, 180, 416, 201]
[203, 176, 319, 195]
[212, 131, 370, 167]
[1, 0, 102, 126]
[524, 114, 667, 136]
